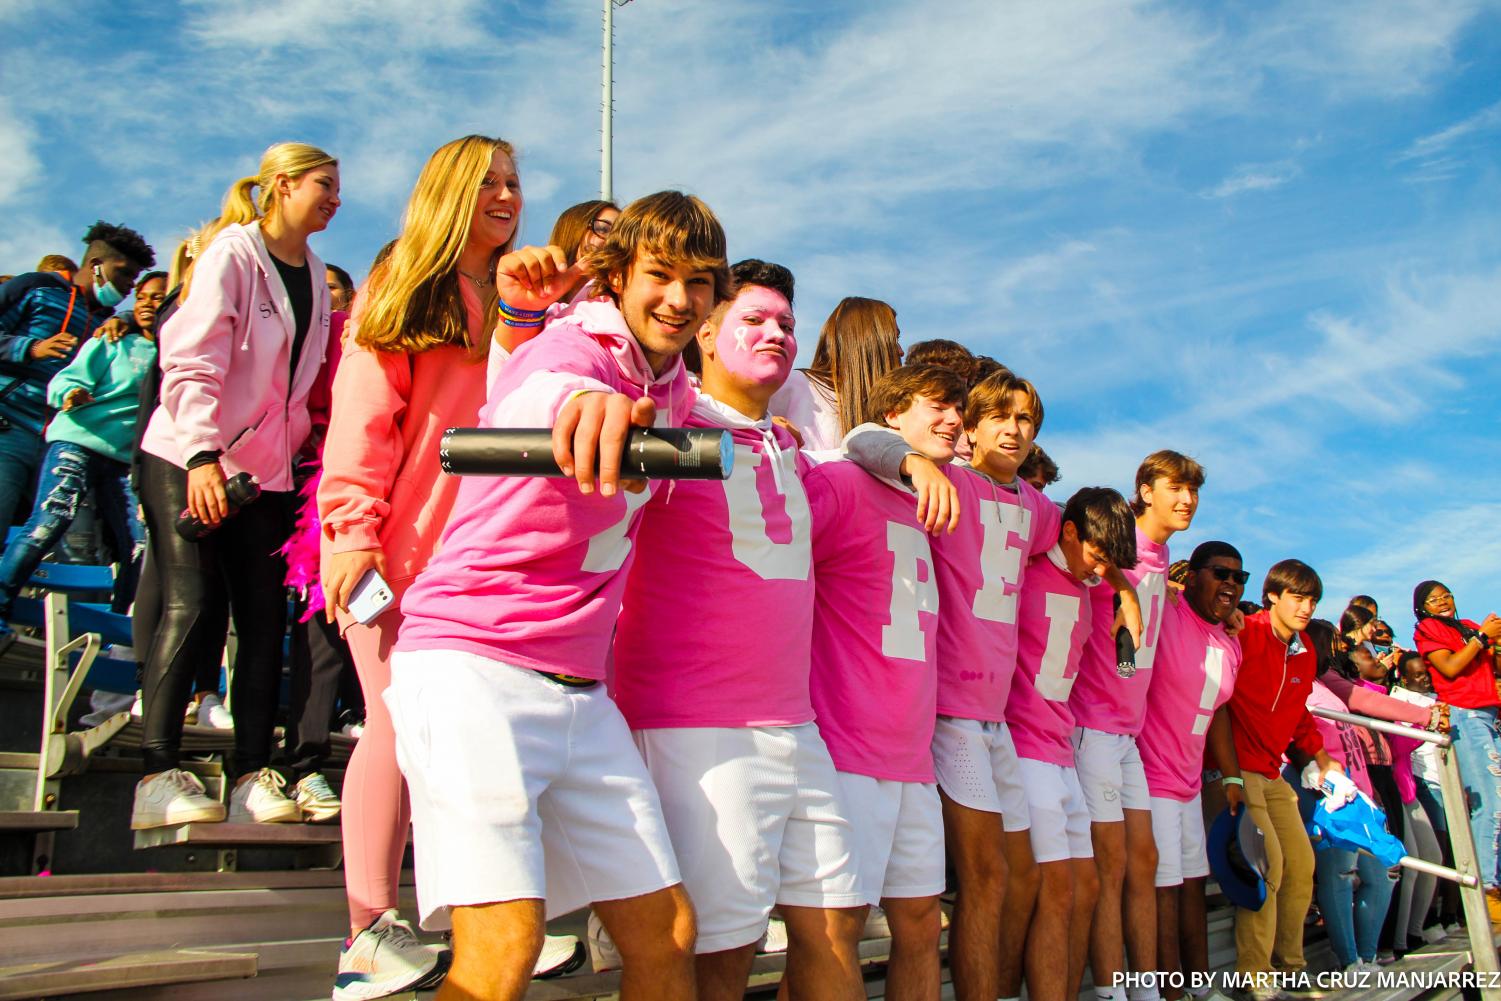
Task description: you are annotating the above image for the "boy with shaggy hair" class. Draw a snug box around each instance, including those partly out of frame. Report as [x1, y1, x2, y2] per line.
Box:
[390, 191, 728, 1001]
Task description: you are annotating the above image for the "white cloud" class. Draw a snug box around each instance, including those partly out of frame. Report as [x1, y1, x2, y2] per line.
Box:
[1392, 98, 1501, 162]
[1247, 0, 1497, 98]
[1204, 161, 1300, 199]
[181, 0, 494, 51]
[0, 107, 40, 205]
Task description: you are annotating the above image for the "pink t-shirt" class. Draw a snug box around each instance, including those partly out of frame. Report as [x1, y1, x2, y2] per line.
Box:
[807, 460, 939, 782]
[1070, 525, 1170, 736]
[395, 301, 695, 680]
[932, 469, 1060, 722]
[1008, 547, 1097, 768]
[1138, 596, 1243, 802]
[1306, 678, 1375, 798]
[614, 394, 815, 729]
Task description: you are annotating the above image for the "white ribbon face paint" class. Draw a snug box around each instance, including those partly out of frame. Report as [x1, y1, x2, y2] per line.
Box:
[716, 286, 796, 387]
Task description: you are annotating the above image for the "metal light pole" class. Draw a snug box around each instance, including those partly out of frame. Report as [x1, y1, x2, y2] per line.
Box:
[601, 0, 612, 201]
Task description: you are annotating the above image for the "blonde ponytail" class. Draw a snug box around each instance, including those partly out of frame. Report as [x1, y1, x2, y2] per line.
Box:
[220, 176, 261, 226]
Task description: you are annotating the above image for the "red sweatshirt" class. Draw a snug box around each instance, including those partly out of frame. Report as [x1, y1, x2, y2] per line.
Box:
[1226, 611, 1327, 779]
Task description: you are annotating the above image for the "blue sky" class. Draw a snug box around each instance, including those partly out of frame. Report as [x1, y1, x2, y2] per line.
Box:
[3, 0, 1498, 639]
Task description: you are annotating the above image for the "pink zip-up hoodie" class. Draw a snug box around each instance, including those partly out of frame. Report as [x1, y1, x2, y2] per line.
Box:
[395, 300, 695, 680]
[141, 222, 331, 492]
[316, 284, 488, 604]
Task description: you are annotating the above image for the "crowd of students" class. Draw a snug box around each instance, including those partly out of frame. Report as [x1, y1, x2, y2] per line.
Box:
[1, 135, 1499, 1001]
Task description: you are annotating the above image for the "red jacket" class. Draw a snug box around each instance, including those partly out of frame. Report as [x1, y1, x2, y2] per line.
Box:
[1226, 611, 1327, 779]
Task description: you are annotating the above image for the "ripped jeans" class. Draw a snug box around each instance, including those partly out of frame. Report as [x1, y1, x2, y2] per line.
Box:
[1448, 705, 1501, 889]
[1315, 844, 1399, 966]
[0, 440, 145, 622]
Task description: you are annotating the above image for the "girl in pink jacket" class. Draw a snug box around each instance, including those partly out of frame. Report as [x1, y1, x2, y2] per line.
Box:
[132, 142, 339, 833]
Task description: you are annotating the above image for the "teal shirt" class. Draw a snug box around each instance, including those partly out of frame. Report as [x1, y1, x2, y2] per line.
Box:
[44, 332, 157, 463]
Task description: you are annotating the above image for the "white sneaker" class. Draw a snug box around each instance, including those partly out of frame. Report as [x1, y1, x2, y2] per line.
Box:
[131, 768, 226, 829]
[586, 911, 621, 973]
[332, 909, 448, 1001]
[863, 905, 891, 939]
[758, 916, 788, 954]
[338, 710, 366, 740]
[1422, 924, 1449, 944]
[228, 768, 301, 824]
[534, 933, 586, 979]
[200, 692, 234, 729]
[295, 772, 342, 823]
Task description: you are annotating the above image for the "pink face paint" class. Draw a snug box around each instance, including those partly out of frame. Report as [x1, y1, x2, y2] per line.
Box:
[715, 286, 796, 387]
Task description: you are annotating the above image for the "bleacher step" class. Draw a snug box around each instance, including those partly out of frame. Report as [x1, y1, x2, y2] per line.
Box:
[0, 948, 256, 1000]
[133, 820, 344, 849]
[0, 810, 78, 831]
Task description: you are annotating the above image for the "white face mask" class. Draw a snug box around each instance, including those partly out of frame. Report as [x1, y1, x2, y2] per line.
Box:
[93, 265, 125, 308]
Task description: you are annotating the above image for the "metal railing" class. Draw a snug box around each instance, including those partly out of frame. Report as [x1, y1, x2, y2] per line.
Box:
[1311, 704, 1499, 998]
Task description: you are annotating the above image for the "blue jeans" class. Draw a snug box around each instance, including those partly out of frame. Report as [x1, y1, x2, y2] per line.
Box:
[0, 424, 45, 532]
[1291, 775, 1400, 966]
[0, 440, 145, 622]
[1449, 705, 1501, 888]
[1316, 844, 1399, 966]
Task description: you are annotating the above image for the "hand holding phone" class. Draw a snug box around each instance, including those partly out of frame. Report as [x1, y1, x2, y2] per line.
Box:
[348, 568, 395, 626]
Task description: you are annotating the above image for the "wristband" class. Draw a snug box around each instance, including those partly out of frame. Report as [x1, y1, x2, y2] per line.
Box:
[498, 300, 546, 321]
[1221, 775, 1245, 788]
[501, 316, 545, 329]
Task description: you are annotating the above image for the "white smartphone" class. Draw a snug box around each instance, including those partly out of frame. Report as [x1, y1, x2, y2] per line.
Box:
[348, 568, 395, 626]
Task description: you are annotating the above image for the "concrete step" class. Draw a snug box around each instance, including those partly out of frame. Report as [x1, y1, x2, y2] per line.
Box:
[0, 948, 256, 1000]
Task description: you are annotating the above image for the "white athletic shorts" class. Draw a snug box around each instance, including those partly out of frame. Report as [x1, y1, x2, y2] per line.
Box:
[1149, 793, 1209, 887]
[1071, 726, 1151, 823]
[386, 649, 680, 930]
[1018, 758, 1094, 864]
[634, 724, 865, 953]
[931, 716, 1031, 832]
[835, 772, 946, 906]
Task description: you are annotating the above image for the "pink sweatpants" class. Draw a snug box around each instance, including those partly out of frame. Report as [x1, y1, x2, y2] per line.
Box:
[341, 591, 412, 932]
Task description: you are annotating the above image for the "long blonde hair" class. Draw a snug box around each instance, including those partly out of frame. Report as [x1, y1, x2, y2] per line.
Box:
[804, 297, 904, 436]
[355, 135, 518, 356]
[184, 142, 337, 298]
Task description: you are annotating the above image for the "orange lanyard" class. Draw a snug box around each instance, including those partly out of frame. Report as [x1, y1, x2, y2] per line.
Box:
[57, 285, 79, 336]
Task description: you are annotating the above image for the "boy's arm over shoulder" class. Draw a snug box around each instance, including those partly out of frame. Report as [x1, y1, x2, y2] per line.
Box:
[45, 335, 111, 406]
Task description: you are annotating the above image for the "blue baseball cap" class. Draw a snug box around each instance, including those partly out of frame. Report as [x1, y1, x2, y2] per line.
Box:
[1208, 806, 1268, 911]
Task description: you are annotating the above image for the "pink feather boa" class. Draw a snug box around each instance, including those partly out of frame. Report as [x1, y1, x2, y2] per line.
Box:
[281, 469, 325, 621]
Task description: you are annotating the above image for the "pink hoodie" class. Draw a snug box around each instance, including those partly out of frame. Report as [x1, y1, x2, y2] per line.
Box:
[141, 223, 331, 492]
[316, 285, 488, 603]
[395, 300, 695, 680]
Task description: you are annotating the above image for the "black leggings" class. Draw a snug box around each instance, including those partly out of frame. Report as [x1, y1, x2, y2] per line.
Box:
[132, 546, 227, 694]
[138, 453, 292, 777]
[279, 597, 356, 777]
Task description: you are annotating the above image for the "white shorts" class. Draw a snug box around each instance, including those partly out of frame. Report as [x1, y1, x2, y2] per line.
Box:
[835, 772, 946, 906]
[931, 716, 1031, 832]
[1071, 727, 1151, 822]
[386, 649, 680, 930]
[635, 725, 865, 953]
[1149, 794, 1209, 887]
[1018, 758, 1094, 863]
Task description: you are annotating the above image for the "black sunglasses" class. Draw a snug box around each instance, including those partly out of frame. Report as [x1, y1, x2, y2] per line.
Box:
[1202, 566, 1251, 585]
